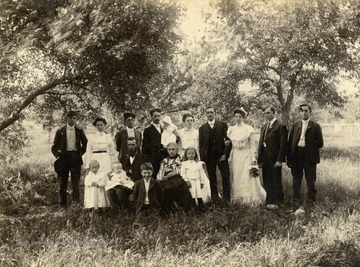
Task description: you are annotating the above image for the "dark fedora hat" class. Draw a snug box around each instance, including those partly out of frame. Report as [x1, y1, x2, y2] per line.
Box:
[92, 117, 107, 126]
[54, 158, 68, 177]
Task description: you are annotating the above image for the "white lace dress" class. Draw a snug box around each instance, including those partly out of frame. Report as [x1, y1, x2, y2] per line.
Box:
[227, 123, 266, 205]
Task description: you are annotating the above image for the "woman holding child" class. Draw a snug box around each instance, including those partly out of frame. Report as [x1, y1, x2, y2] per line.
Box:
[227, 108, 266, 205]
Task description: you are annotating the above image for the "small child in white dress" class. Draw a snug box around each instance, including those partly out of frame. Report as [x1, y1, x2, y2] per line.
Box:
[84, 160, 110, 210]
[106, 162, 134, 210]
[161, 115, 178, 147]
[106, 162, 134, 191]
[181, 147, 211, 212]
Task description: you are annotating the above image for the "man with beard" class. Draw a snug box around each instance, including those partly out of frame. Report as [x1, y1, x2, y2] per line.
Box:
[115, 112, 142, 160]
[120, 137, 149, 182]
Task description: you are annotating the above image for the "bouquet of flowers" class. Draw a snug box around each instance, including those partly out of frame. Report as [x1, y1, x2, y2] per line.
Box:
[249, 164, 260, 178]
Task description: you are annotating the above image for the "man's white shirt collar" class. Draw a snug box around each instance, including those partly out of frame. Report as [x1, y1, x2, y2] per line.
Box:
[268, 117, 277, 127]
[152, 122, 161, 132]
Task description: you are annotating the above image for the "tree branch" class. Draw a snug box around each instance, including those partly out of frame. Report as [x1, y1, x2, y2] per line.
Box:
[0, 79, 65, 132]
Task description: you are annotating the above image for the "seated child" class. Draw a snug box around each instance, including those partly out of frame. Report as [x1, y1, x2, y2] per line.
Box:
[157, 142, 194, 213]
[84, 160, 110, 209]
[105, 162, 134, 210]
[181, 147, 211, 212]
[132, 162, 163, 218]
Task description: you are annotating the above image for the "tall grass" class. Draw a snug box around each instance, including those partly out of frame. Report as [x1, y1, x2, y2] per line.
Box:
[1, 126, 360, 266]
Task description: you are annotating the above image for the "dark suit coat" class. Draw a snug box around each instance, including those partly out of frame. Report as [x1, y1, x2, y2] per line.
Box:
[120, 153, 149, 182]
[132, 178, 163, 215]
[142, 124, 163, 163]
[199, 120, 231, 162]
[287, 120, 324, 165]
[258, 119, 288, 165]
[115, 128, 142, 158]
[51, 125, 88, 164]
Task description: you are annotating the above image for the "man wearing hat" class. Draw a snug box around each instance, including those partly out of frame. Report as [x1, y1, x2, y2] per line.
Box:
[51, 110, 88, 208]
[115, 112, 142, 159]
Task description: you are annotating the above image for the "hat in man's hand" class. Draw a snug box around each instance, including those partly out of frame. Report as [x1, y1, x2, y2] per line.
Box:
[54, 158, 68, 177]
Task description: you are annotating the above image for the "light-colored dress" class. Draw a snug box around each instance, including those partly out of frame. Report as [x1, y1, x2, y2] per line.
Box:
[181, 160, 211, 202]
[161, 123, 177, 147]
[227, 123, 266, 205]
[178, 127, 199, 155]
[85, 131, 116, 174]
[84, 171, 110, 209]
[105, 171, 134, 191]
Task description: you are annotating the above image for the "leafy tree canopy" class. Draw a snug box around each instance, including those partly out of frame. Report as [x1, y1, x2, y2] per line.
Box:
[0, 0, 181, 132]
[169, 0, 360, 124]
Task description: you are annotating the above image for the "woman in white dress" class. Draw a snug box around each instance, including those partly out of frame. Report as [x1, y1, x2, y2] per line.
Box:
[85, 117, 116, 174]
[177, 113, 199, 155]
[227, 108, 266, 205]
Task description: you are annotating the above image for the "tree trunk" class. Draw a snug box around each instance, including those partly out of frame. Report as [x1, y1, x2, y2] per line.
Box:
[0, 79, 63, 133]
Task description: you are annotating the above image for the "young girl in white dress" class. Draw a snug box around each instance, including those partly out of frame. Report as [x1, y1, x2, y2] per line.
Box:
[181, 147, 211, 211]
[227, 108, 266, 205]
[85, 117, 116, 174]
[84, 160, 110, 209]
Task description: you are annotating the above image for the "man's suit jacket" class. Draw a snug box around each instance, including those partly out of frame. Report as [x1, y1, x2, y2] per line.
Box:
[287, 120, 323, 165]
[120, 153, 149, 182]
[115, 128, 142, 159]
[51, 125, 88, 164]
[199, 120, 231, 162]
[142, 124, 163, 163]
[132, 178, 163, 215]
[258, 119, 287, 165]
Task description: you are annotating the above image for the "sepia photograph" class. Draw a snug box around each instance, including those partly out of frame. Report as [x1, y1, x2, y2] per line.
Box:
[1, 0, 360, 266]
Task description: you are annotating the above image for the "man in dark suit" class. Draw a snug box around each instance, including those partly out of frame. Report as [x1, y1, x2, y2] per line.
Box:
[115, 112, 142, 160]
[120, 137, 149, 182]
[258, 105, 287, 209]
[51, 110, 88, 208]
[199, 106, 231, 202]
[142, 108, 163, 178]
[287, 103, 323, 207]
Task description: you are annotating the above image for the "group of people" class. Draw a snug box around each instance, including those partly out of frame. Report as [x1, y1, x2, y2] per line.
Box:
[51, 103, 323, 217]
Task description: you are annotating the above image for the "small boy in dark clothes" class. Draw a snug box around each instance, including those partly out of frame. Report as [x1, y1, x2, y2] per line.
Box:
[132, 162, 163, 218]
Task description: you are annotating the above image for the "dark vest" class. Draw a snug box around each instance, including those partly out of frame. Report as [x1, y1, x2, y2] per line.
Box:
[208, 125, 218, 159]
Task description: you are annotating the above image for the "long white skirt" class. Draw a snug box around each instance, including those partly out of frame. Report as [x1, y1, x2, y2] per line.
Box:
[230, 147, 266, 205]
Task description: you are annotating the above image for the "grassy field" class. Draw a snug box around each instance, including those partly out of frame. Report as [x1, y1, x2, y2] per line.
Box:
[1, 125, 360, 266]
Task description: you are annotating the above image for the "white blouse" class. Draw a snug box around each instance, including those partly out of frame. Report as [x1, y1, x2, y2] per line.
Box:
[86, 131, 116, 164]
[178, 127, 199, 151]
[227, 124, 256, 157]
